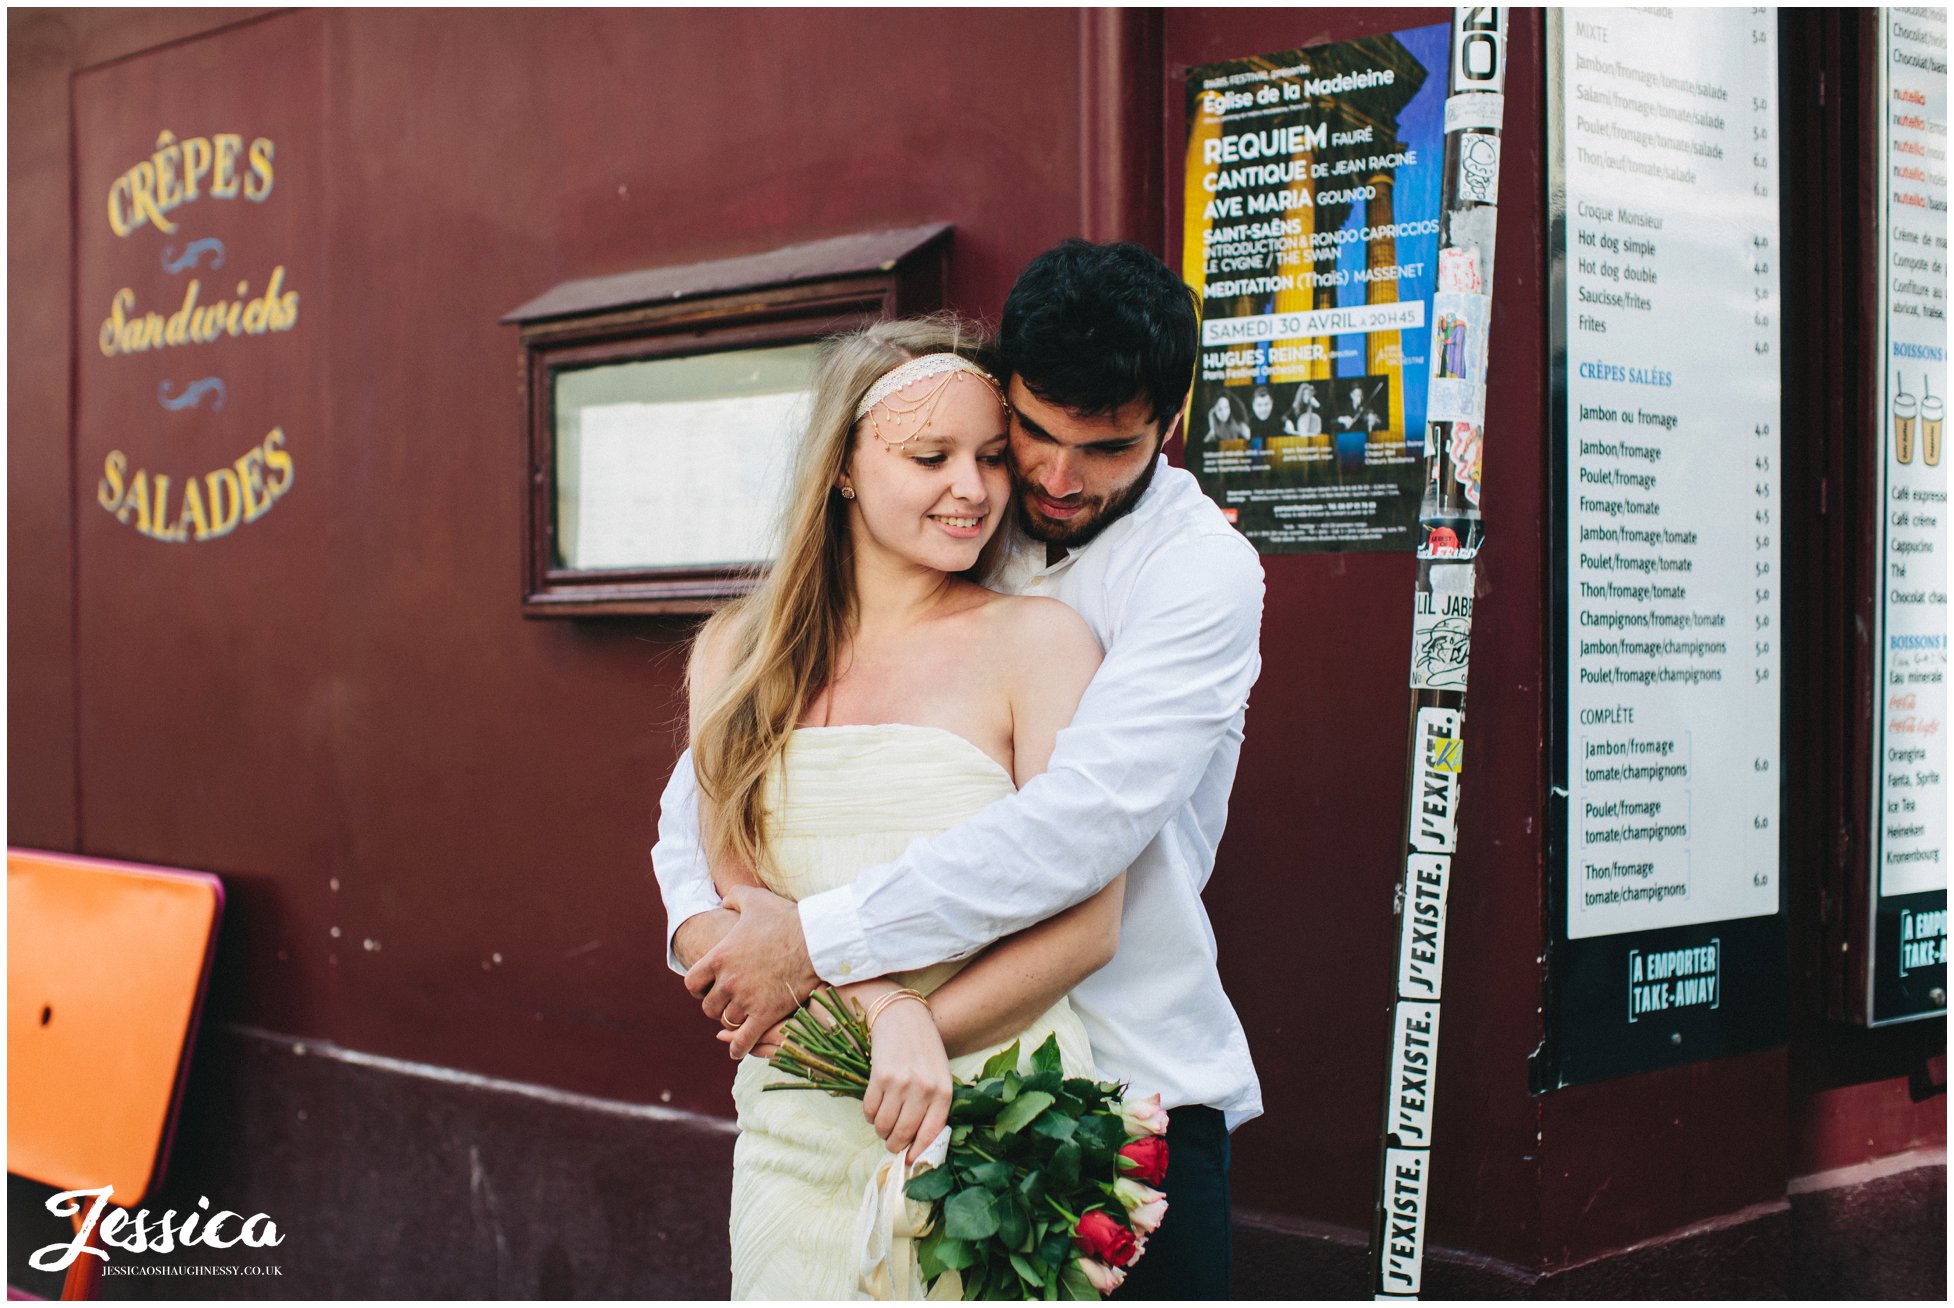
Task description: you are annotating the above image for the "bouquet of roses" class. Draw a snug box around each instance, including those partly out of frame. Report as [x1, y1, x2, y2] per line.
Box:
[767, 988, 1171, 1299]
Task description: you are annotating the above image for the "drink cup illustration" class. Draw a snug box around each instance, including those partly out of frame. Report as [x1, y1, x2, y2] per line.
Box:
[1923, 394, 1942, 467]
[1894, 385, 1917, 464]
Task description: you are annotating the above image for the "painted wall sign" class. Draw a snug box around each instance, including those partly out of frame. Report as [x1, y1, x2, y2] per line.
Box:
[1542, 7, 1788, 1086]
[1181, 24, 1447, 553]
[81, 123, 303, 543]
[1867, 6, 1948, 1026]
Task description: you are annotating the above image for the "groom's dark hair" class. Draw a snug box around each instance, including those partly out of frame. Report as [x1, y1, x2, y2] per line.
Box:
[998, 240, 1199, 431]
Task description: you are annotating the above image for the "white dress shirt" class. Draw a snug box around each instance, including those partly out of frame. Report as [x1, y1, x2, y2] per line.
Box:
[653, 458, 1265, 1129]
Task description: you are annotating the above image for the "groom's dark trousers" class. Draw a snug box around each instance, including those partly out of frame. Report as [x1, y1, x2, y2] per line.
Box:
[1111, 1105, 1231, 1300]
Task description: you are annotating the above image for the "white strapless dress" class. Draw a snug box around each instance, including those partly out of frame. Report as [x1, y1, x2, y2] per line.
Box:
[728, 724, 1094, 1300]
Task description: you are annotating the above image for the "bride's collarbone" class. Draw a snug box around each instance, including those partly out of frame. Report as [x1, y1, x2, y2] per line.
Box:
[811, 635, 1017, 770]
[834, 605, 1019, 695]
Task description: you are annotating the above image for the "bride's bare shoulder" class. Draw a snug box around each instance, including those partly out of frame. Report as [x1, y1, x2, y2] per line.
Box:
[977, 591, 1101, 672]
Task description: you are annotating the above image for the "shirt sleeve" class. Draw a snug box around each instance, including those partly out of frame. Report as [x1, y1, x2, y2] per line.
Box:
[650, 749, 723, 975]
[796, 530, 1266, 983]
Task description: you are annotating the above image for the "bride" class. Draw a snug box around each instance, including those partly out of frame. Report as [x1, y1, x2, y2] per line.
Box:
[686, 317, 1124, 1299]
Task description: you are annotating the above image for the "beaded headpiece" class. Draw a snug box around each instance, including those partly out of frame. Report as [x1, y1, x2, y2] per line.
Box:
[853, 352, 1004, 448]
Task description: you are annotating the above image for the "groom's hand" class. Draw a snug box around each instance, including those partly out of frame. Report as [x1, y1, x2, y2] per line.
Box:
[684, 885, 819, 1058]
[671, 908, 737, 971]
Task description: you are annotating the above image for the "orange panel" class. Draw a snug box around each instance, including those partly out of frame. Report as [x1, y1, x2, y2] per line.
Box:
[7, 849, 222, 1207]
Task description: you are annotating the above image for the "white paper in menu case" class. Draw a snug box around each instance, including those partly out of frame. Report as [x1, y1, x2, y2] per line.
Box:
[574, 391, 805, 571]
[1560, 9, 1782, 940]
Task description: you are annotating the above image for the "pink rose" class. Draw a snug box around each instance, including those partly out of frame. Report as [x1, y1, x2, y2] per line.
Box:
[1117, 1135, 1169, 1187]
[1078, 1257, 1127, 1294]
[1113, 1178, 1168, 1235]
[1074, 1209, 1137, 1268]
[1119, 1093, 1169, 1138]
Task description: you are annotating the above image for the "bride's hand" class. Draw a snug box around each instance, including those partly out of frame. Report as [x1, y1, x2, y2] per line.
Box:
[863, 1000, 953, 1167]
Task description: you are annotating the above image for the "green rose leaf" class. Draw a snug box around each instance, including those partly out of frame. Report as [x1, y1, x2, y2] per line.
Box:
[917, 1228, 947, 1283]
[1027, 1110, 1078, 1143]
[1059, 1260, 1097, 1300]
[936, 1234, 978, 1271]
[1031, 1033, 1064, 1075]
[944, 1187, 1002, 1242]
[980, 1041, 1022, 1082]
[999, 1194, 1031, 1251]
[1075, 1111, 1125, 1153]
[1049, 1139, 1082, 1187]
[967, 1158, 1011, 1192]
[952, 1083, 1004, 1126]
[996, 1089, 1056, 1135]
[904, 1165, 957, 1204]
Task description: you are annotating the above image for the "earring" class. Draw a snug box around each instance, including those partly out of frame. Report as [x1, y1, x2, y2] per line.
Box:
[839, 486, 856, 500]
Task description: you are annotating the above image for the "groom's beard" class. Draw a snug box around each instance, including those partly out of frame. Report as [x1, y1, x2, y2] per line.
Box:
[1009, 450, 1160, 549]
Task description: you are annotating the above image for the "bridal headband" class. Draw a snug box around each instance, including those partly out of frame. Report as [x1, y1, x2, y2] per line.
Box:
[854, 352, 1004, 449]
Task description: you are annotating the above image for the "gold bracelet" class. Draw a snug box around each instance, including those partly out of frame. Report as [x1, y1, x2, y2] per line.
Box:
[864, 987, 930, 1034]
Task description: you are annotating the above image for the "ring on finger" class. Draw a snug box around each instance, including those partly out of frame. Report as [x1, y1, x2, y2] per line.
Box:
[721, 1011, 743, 1030]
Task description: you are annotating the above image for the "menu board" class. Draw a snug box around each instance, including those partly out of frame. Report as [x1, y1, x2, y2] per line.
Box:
[1543, 8, 1786, 1085]
[1868, 7, 1948, 1025]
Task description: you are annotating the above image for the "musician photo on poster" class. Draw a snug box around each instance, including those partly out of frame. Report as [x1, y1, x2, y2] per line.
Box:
[1332, 374, 1392, 436]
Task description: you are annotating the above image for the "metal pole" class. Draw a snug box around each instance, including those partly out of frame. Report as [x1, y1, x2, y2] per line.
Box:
[1370, 8, 1508, 1299]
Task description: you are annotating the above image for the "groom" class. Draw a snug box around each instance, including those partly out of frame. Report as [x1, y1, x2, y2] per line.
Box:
[656, 239, 1264, 1299]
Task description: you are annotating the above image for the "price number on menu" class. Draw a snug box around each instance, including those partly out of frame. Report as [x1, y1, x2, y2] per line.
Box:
[1752, 417, 1774, 671]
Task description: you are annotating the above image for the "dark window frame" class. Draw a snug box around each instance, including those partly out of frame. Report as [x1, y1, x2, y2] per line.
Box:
[504, 225, 951, 617]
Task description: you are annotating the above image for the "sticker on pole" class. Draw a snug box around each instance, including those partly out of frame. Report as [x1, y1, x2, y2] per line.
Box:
[1451, 5, 1508, 95]
[1428, 291, 1492, 423]
[1411, 563, 1474, 690]
[1454, 131, 1502, 206]
[1380, 1146, 1431, 1295]
[1387, 1000, 1441, 1148]
[1438, 246, 1484, 293]
[1411, 708, 1463, 853]
[1444, 91, 1506, 134]
[1398, 853, 1452, 999]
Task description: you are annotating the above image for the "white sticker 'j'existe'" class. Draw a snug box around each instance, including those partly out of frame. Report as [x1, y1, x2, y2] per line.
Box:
[1411, 708, 1464, 853]
[1387, 1000, 1442, 1148]
[1397, 853, 1452, 998]
[1379, 1146, 1430, 1296]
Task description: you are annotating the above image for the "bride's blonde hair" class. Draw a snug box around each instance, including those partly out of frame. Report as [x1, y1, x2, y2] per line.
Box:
[689, 314, 1003, 883]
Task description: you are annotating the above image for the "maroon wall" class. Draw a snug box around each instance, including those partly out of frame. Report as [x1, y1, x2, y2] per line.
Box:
[7, 6, 1942, 1298]
[49, 4, 1105, 1096]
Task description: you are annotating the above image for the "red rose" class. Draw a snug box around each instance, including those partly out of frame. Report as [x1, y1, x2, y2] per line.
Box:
[1074, 1209, 1138, 1268]
[1118, 1136, 1169, 1186]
